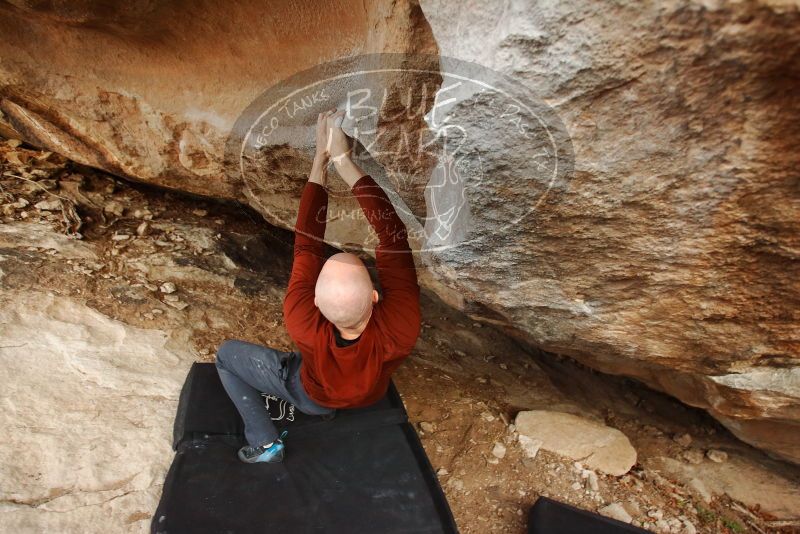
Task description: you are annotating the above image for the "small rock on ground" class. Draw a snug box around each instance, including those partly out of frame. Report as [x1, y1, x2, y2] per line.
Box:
[518, 435, 543, 459]
[673, 433, 692, 447]
[160, 281, 177, 294]
[34, 199, 61, 211]
[682, 449, 704, 465]
[492, 442, 506, 459]
[104, 200, 124, 217]
[419, 421, 435, 433]
[599, 503, 633, 524]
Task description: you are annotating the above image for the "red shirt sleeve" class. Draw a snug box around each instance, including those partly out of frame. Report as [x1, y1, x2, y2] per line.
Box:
[351, 175, 421, 356]
[283, 181, 328, 349]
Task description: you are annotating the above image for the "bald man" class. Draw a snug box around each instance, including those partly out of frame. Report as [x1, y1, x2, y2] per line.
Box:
[215, 110, 420, 463]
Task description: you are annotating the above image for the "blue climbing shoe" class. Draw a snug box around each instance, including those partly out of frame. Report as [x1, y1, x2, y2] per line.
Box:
[238, 430, 288, 464]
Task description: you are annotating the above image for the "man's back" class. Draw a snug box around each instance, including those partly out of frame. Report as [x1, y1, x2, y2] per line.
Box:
[283, 174, 421, 408]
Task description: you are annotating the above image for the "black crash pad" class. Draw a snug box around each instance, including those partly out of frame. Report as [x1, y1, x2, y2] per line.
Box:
[529, 497, 649, 533]
[153, 363, 457, 534]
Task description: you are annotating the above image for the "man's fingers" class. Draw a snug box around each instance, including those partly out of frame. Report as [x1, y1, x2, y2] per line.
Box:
[334, 110, 346, 128]
[325, 130, 334, 153]
[326, 110, 345, 128]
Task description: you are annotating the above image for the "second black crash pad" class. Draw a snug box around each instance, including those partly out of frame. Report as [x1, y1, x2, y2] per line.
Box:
[529, 497, 650, 534]
[153, 362, 458, 534]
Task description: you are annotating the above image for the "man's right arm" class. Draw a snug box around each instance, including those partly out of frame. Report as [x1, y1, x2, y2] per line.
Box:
[282, 180, 328, 348]
[283, 111, 336, 347]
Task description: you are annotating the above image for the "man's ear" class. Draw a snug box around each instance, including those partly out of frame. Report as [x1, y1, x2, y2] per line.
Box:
[314, 296, 319, 308]
[372, 289, 379, 304]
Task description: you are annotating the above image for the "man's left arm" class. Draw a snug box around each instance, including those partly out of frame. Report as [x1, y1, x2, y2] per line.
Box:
[332, 152, 421, 355]
[325, 111, 421, 355]
[351, 174, 421, 355]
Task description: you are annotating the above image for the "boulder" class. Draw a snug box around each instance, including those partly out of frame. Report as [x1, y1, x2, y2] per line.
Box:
[416, 0, 800, 465]
[515, 410, 637, 476]
[0, 0, 798, 464]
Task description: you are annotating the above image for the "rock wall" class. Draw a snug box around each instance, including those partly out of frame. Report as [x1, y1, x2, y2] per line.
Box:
[0, 0, 436, 198]
[1, 0, 798, 464]
[0, 288, 194, 532]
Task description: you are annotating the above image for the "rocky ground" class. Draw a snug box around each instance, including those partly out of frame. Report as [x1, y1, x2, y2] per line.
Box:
[1, 139, 799, 533]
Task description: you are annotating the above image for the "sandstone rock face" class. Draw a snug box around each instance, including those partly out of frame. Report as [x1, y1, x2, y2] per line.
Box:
[0, 290, 194, 533]
[0, 0, 436, 200]
[515, 410, 637, 476]
[1, 0, 799, 464]
[415, 0, 800, 465]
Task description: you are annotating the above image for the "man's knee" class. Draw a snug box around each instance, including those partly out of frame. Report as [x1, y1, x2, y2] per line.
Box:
[215, 339, 243, 368]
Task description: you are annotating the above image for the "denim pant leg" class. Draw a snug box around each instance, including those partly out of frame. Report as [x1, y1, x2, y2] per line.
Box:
[215, 339, 293, 447]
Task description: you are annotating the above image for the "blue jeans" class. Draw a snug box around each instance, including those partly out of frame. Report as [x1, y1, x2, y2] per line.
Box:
[215, 339, 334, 447]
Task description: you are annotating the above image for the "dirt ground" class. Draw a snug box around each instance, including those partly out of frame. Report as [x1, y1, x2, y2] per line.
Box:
[2, 139, 799, 533]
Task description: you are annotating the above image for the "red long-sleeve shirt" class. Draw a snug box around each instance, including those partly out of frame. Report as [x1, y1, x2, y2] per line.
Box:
[283, 175, 421, 408]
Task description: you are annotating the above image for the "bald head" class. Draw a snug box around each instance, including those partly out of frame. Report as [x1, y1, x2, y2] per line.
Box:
[315, 253, 376, 329]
